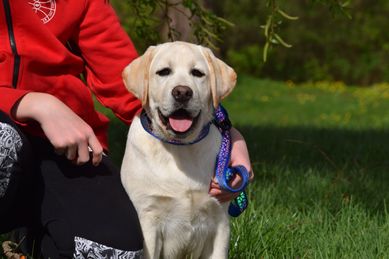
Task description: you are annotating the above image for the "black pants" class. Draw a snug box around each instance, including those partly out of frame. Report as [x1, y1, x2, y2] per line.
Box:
[0, 111, 143, 258]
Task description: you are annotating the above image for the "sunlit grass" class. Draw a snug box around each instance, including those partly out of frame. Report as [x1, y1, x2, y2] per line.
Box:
[225, 76, 389, 129]
[223, 76, 389, 258]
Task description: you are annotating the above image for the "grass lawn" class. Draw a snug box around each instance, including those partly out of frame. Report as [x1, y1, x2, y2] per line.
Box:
[2, 76, 389, 258]
[104, 75, 389, 258]
[223, 77, 389, 258]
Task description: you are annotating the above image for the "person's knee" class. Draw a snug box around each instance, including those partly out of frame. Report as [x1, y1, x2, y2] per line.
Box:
[99, 223, 143, 252]
[0, 122, 24, 196]
[42, 217, 144, 258]
[43, 226, 144, 258]
[42, 220, 75, 258]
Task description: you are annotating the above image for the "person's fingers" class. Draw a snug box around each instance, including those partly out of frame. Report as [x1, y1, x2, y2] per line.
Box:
[209, 173, 246, 203]
[249, 170, 254, 182]
[88, 135, 103, 166]
[217, 193, 239, 203]
[230, 173, 242, 188]
[76, 140, 90, 165]
[210, 188, 239, 203]
[210, 180, 220, 189]
[209, 187, 222, 197]
[212, 169, 244, 186]
[65, 144, 77, 161]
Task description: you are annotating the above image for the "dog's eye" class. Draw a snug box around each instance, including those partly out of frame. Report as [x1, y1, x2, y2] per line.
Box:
[156, 68, 172, 76]
[191, 69, 205, 78]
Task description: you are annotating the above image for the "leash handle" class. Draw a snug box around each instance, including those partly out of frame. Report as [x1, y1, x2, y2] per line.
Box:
[223, 164, 249, 218]
[214, 105, 249, 217]
[219, 165, 250, 193]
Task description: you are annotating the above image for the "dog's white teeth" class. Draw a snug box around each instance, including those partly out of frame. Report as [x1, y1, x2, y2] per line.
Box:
[169, 117, 193, 132]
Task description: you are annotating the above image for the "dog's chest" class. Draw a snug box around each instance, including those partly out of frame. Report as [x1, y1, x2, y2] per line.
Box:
[150, 191, 224, 257]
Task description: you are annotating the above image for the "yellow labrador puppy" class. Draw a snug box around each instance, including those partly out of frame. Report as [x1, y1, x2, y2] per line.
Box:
[121, 41, 236, 259]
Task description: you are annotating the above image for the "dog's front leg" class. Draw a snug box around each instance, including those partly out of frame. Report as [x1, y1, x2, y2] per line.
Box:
[201, 213, 230, 259]
[139, 216, 162, 259]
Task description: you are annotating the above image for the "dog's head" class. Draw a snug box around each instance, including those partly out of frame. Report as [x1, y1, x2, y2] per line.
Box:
[123, 41, 236, 143]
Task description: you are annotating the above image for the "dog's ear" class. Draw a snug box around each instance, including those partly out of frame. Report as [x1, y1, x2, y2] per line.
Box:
[122, 46, 156, 105]
[201, 47, 237, 108]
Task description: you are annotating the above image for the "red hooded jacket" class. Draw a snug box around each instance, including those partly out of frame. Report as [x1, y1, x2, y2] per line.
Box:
[0, 0, 142, 150]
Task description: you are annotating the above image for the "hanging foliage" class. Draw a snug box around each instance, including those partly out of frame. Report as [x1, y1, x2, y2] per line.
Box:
[113, 0, 351, 60]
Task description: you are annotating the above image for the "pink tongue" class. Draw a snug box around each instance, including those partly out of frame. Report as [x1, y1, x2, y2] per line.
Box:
[169, 117, 193, 132]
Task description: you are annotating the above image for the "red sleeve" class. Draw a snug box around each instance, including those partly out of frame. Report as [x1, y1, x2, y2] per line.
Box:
[0, 86, 31, 120]
[75, 0, 142, 124]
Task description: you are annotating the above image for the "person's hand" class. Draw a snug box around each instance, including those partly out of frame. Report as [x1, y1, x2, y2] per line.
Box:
[12, 92, 103, 166]
[209, 127, 253, 203]
[209, 175, 242, 203]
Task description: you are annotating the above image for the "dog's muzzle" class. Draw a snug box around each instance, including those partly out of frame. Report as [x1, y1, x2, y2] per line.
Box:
[158, 108, 200, 136]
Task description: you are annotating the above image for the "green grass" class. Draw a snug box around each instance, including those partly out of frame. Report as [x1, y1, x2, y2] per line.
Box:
[224, 76, 389, 258]
[104, 76, 389, 258]
[3, 76, 389, 258]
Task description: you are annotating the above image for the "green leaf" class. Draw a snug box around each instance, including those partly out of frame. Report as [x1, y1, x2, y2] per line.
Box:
[277, 9, 299, 20]
[274, 33, 292, 48]
[263, 42, 270, 62]
[264, 16, 272, 38]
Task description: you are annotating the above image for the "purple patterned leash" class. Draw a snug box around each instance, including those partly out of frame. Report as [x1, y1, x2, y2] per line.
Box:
[214, 105, 249, 217]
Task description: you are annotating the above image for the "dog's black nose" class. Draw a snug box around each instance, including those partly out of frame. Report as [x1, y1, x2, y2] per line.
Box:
[172, 85, 193, 103]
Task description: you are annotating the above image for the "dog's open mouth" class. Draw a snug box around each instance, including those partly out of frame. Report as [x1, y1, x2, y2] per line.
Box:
[158, 108, 200, 135]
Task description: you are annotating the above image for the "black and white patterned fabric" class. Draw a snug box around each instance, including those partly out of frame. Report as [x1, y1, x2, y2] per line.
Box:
[0, 122, 22, 198]
[74, 236, 143, 259]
